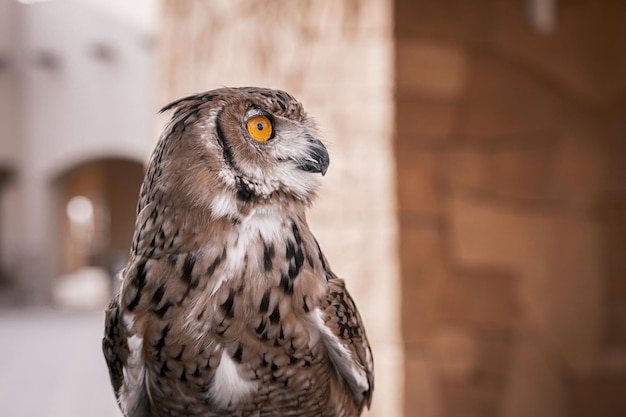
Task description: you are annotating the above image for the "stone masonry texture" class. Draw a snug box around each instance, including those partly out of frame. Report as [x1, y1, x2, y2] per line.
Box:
[395, 1, 626, 417]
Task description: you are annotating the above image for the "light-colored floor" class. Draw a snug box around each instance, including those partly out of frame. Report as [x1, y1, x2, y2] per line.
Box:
[0, 308, 120, 417]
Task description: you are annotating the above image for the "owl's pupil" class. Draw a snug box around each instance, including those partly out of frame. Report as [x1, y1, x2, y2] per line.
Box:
[256, 123, 264, 131]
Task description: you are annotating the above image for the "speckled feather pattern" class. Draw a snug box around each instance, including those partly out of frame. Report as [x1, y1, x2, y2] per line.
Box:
[103, 87, 374, 417]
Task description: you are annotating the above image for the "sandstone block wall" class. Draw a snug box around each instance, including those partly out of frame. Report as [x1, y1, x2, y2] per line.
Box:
[395, 1, 626, 416]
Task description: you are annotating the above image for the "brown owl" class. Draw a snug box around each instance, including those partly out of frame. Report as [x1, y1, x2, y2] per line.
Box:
[102, 87, 374, 417]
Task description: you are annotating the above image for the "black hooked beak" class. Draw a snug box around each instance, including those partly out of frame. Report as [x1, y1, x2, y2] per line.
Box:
[296, 135, 330, 176]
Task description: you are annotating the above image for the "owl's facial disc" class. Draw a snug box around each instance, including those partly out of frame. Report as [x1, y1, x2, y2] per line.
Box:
[210, 105, 331, 203]
[241, 108, 330, 177]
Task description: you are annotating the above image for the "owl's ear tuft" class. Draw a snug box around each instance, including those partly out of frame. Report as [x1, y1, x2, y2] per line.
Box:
[159, 92, 219, 113]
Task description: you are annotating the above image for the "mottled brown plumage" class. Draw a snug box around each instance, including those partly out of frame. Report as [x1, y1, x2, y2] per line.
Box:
[103, 87, 374, 417]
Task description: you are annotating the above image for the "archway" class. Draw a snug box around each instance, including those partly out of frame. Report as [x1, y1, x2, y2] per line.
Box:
[53, 158, 144, 309]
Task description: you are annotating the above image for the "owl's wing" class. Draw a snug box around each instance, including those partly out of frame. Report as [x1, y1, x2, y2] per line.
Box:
[103, 298, 128, 399]
[319, 274, 374, 412]
[103, 297, 151, 417]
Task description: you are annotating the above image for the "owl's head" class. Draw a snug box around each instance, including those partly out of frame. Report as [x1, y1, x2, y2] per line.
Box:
[146, 87, 329, 219]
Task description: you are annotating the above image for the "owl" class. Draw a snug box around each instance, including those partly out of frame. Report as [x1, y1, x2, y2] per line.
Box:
[103, 87, 374, 417]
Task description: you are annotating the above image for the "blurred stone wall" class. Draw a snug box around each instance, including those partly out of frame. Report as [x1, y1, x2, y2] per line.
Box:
[159, 1, 401, 416]
[395, 1, 626, 416]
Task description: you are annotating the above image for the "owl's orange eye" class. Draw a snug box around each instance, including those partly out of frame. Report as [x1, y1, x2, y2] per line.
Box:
[246, 115, 272, 142]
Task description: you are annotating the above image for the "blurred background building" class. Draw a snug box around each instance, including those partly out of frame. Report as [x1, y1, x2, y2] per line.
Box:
[0, 0, 157, 307]
[0, 0, 624, 417]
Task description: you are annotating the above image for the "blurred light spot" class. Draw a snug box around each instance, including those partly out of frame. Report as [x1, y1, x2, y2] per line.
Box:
[54, 267, 111, 310]
[526, 0, 557, 34]
[66, 195, 94, 225]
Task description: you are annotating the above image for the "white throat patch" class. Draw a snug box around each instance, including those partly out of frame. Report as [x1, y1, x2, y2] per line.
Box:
[208, 205, 285, 296]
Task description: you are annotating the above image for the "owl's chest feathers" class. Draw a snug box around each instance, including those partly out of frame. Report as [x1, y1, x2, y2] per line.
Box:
[204, 205, 322, 297]
[133, 204, 327, 337]
[126, 206, 332, 411]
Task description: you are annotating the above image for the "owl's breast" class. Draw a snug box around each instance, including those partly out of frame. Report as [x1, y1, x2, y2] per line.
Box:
[140, 280, 342, 417]
[130, 207, 340, 415]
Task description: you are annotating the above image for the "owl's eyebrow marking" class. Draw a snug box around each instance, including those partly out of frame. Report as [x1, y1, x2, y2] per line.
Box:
[245, 106, 267, 117]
